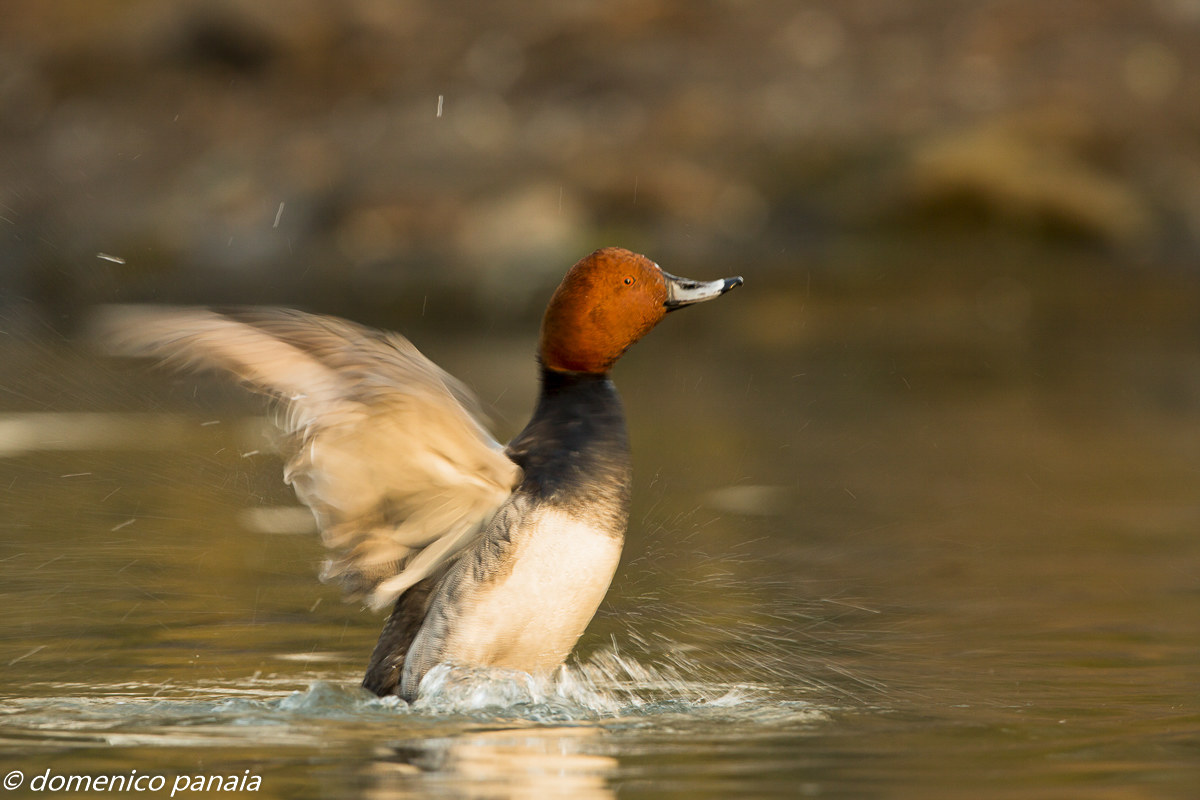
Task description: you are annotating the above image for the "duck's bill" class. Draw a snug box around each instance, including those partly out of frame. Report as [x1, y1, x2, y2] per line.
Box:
[663, 271, 745, 310]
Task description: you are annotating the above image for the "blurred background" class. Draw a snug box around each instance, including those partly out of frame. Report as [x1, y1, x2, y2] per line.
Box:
[2, 0, 1198, 329]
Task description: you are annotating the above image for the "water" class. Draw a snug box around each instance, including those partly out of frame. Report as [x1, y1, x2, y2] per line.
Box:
[1, 279, 1198, 798]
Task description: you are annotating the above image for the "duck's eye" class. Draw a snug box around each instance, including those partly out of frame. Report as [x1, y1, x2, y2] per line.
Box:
[623, 276, 635, 286]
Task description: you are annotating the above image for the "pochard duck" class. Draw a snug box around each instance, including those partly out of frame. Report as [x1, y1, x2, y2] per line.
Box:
[99, 247, 742, 701]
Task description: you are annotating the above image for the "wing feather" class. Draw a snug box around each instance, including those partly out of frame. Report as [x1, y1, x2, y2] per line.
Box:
[93, 305, 521, 610]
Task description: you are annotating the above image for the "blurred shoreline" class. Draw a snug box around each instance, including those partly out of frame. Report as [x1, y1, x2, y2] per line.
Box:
[1, 0, 1198, 332]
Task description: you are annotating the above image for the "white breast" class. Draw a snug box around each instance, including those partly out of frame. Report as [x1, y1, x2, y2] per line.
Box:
[441, 507, 623, 671]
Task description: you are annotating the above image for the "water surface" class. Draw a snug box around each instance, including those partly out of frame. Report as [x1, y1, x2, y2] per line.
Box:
[1, 282, 1198, 797]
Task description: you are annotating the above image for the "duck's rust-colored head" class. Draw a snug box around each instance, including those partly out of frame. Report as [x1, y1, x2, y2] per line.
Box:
[538, 247, 743, 374]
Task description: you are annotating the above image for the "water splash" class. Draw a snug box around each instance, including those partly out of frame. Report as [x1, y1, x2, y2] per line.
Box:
[397, 645, 806, 723]
[3, 646, 825, 757]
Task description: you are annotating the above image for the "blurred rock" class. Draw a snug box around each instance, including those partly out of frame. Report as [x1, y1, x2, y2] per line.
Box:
[906, 116, 1154, 244]
[455, 183, 588, 294]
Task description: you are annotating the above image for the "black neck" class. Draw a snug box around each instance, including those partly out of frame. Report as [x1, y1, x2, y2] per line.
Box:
[505, 366, 632, 525]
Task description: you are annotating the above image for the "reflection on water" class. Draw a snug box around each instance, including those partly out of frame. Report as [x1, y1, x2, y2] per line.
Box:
[375, 726, 617, 800]
[1, 281, 1199, 797]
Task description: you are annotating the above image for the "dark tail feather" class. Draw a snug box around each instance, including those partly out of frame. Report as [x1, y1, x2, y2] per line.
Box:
[362, 576, 437, 698]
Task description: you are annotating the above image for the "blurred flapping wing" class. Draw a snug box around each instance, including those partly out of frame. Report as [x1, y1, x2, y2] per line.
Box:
[95, 306, 520, 610]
